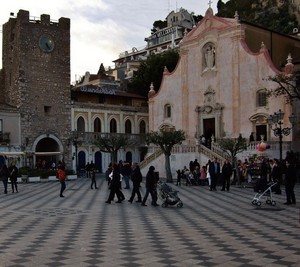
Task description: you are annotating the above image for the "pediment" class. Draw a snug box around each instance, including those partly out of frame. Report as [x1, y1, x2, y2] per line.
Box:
[184, 13, 237, 41]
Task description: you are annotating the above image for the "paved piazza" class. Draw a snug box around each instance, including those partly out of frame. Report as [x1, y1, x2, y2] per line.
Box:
[0, 175, 299, 267]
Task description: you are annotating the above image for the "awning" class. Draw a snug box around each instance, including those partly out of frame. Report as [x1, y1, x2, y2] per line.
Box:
[34, 152, 62, 156]
[0, 152, 25, 156]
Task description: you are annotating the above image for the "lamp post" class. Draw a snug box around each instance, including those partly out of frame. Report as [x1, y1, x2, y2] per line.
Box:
[267, 109, 297, 164]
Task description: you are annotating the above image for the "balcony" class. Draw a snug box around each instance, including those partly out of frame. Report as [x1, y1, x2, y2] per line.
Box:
[71, 132, 147, 147]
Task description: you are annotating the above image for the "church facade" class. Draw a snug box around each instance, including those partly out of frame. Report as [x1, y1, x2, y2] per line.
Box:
[147, 8, 299, 174]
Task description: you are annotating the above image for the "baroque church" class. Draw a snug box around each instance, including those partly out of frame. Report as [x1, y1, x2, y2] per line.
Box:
[144, 7, 300, 176]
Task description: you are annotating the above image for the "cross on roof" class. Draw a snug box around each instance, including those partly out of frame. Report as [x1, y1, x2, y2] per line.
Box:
[208, 0, 213, 8]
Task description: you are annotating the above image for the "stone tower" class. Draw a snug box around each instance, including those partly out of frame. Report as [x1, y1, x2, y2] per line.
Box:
[1, 10, 71, 168]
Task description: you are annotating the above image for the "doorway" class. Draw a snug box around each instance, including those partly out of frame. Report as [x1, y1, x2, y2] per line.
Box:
[203, 118, 215, 140]
[256, 125, 267, 141]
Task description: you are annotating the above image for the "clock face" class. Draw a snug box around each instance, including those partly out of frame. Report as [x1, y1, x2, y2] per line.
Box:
[39, 35, 55, 52]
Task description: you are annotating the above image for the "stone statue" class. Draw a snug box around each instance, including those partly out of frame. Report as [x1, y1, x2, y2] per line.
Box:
[205, 45, 215, 69]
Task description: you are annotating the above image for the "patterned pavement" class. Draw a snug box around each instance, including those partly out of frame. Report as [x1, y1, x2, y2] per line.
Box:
[0, 175, 299, 267]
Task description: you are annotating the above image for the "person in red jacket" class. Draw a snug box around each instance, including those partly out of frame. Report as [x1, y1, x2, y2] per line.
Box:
[57, 165, 66, 198]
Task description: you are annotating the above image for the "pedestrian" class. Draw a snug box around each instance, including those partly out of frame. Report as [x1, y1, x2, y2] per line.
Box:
[122, 162, 131, 189]
[128, 162, 142, 203]
[221, 159, 233, 191]
[85, 162, 91, 178]
[209, 158, 220, 191]
[283, 159, 297, 205]
[90, 169, 98, 189]
[106, 163, 125, 204]
[9, 162, 19, 193]
[176, 169, 182, 186]
[57, 165, 66, 198]
[141, 166, 159, 206]
[0, 164, 10, 194]
[271, 159, 282, 194]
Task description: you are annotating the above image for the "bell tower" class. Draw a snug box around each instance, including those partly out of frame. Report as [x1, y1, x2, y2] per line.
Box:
[1, 10, 71, 167]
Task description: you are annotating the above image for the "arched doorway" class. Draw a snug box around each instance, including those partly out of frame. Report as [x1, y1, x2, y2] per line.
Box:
[125, 151, 132, 163]
[34, 136, 62, 169]
[95, 151, 102, 173]
[78, 151, 86, 172]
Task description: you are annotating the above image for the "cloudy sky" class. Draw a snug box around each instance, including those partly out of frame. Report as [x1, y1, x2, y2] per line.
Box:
[0, 0, 226, 83]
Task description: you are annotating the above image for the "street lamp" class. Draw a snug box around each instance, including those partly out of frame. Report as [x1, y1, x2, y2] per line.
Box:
[267, 109, 297, 164]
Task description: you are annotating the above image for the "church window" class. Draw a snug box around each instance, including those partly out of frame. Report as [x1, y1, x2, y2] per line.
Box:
[164, 104, 171, 118]
[139, 120, 146, 134]
[77, 116, 85, 132]
[110, 118, 117, 133]
[257, 90, 267, 107]
[125, 120, 132, 134]
[94, 118, 101, 132]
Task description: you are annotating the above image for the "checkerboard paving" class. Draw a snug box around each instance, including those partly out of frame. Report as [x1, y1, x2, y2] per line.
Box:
[0, 175, 299, 267]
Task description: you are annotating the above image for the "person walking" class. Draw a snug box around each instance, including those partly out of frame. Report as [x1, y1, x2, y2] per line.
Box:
[90, 169, 98, 189]
[57, 165, 66, 198]
[122, 162, 131, 189]
[209, 158, 220, 191]
[128, 162, 142, 203]
[106, 163, 124, 204]
[221, 159, 233, 191]
[9, 162, 19, 193]
[0, 164, 10, 194]
[141, 166, 159, 206]
[283, 159, 297, 205]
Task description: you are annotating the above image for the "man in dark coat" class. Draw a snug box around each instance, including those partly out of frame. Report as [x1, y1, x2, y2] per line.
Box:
[209, 158, 220, 191]
[221, 159, 233, 191]
[283, 159, 297, 205]
[141, 166, 159, 206]
[128, 162, 142, 203]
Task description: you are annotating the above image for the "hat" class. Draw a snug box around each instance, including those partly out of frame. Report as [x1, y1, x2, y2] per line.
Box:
[149, 166, 155, 171]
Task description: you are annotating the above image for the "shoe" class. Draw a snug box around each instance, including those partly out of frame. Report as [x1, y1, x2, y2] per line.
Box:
[209, 189, 212, 191]
[105, 201, 111, 204]
[91, 188, 93, 189]
[221, 189, 225, 191]
[121, 196, 125, 201]
[128, 200, 132, 203]
[151, 203, 159, 206]
[116, 200, 122, 203]
[60, 195, 64, 198]
[141, 203, 147, 206]
[95, 187, 98, 189]
[136, 200, 142, 203]
[283, 202, 291, 205]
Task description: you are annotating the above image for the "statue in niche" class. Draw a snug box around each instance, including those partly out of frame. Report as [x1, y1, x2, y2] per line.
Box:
[204, 45, 215, 70]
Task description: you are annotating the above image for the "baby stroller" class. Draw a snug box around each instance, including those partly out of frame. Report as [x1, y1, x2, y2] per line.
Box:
[158, 182, 183, 208]
[251, 179, 277, 206]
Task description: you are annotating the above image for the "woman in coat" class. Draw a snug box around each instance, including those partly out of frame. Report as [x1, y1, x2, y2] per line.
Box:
[141, 166, 159, 206]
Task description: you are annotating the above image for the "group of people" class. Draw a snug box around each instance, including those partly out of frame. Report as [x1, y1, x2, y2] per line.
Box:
[105, 162, 159, 207]
[177, 158, 233, 191]
[0, 162, 19, 194]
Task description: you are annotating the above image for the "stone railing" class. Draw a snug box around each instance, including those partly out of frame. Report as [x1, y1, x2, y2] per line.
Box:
[140, 148, 163, 169]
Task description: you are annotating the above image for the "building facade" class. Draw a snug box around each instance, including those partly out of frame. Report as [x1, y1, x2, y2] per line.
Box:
[0, 10, 71, 169]
[147, 8, 300, 176]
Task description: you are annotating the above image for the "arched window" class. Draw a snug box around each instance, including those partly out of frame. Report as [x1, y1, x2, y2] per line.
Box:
[77, 116, 85, 132]
[164, 104, 171, 118]
[256, 90, 267, 107]
[139, 120, 146, 134]
[125, 120, 132, 134]
[94, 118, 101, 132]
[110, 118, 117, 133]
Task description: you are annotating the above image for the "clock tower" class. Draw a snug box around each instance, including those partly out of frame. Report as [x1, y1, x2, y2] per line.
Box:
[1, 10, 71, 168]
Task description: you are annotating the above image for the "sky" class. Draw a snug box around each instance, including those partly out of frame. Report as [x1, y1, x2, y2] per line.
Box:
[0, 0, 226, 83]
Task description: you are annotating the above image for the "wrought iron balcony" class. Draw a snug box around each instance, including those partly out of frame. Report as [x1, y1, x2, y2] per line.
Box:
[70, 131, 147, 147]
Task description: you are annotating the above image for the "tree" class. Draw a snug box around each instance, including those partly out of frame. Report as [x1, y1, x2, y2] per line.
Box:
[217, 0, 298, 34]
[218, 134, 248, 184]
[146, 130, 185, 183]
[94, 134, 135, 163]
[266, 71, 300, 103]
[127, 50, 180, 98]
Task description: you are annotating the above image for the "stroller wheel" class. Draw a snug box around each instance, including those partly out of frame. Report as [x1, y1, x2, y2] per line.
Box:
[252, 200, 257, 205]
[177, 202, 183, 208]
[162, 202, 168, 208]
[256, 201, 261, 206]
[266, 199, 271, 205]
[271, 201, 276, 206]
